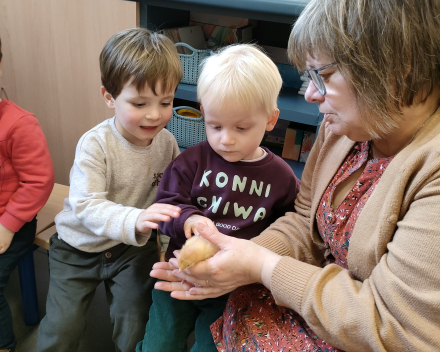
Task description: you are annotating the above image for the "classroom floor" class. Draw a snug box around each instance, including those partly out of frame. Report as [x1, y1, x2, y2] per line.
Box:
[5, 247, 195, 352]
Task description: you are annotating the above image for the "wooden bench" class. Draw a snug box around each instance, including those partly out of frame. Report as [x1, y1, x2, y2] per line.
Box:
[17, 183, 69, 325]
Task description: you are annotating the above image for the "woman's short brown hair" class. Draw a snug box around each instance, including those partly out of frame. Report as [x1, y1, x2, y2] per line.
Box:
[288, 0, 440, 138]
[100, 28, 182, 98]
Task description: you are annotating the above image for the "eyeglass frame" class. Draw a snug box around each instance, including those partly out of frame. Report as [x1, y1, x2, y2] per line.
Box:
[304, 62, 337, 95]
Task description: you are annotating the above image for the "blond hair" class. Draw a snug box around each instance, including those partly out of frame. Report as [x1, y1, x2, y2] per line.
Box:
[197, 44, 282, 115]
[288, 0, 440, 138]
[100, 28, 182, 98]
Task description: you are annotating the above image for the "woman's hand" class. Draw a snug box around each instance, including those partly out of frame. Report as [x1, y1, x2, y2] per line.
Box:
[183, 215, 217, 239]
[150, 223, 282, 300]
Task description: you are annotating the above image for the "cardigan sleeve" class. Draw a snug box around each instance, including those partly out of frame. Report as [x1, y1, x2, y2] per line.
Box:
[252, 124, 327, 265]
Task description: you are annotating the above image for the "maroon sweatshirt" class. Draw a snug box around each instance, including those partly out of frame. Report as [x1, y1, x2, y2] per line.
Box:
[155, 141, 301, 260]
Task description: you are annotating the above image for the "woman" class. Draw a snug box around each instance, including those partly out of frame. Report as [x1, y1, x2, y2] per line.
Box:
[151, 0, 440, 350]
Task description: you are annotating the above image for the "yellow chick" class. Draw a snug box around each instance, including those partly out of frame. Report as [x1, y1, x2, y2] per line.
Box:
[178, 236, 219, 273]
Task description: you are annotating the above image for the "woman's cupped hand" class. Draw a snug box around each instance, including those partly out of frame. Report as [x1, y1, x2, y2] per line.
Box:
[150, 223, 275, 300]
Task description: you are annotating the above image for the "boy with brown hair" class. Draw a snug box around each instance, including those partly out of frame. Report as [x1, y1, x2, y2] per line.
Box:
[37, 28, 183, 352]
[0, 36, 55, 352]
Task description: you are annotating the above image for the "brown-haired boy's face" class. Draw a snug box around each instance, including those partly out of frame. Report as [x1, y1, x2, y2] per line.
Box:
[101, 80, 175, 147]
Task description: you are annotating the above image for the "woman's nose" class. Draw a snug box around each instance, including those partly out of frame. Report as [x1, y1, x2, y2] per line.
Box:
[304, 81, 325, 104]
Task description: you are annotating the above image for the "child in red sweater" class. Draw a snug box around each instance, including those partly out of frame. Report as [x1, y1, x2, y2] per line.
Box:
[0, 37, 55, 352]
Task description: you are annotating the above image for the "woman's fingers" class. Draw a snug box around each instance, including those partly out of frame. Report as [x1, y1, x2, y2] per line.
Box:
[195, 223, 229, 249]
[171, 268, 211, 287]
[170, 286, 226, 300]
[152, 261, 176, 270]
[150, 268, 181, 282]
[154, 280, 194, 292]
[150, 260, 180, 282]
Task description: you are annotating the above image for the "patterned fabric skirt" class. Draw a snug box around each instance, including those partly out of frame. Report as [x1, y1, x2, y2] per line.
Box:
[210, 284, 343, 352]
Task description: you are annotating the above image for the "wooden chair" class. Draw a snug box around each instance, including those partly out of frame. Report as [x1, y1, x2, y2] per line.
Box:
[17, 183, 69, 325]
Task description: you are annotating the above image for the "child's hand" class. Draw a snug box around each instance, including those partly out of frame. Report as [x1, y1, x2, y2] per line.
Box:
[135, 203, 181, 234]
[0, 223, 15, 254]
[160, 252, 166, 262]
[183, 215, 217, 239]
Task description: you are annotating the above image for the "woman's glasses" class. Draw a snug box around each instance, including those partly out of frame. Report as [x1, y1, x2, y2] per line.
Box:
[304, 62, 337, 95]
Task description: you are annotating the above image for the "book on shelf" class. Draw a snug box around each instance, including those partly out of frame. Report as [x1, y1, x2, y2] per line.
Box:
[299, 131, 316, 163]
[261, 119, 290, 148]
[190, 22, 236, 46]
[261, 119, 317, 163]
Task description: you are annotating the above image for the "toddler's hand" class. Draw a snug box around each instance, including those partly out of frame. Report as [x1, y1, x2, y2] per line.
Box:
[183, 215, 217, 239]
[0, 223, 15, 254]
[160, 252, 166, 262]
[135, 203, 181, 234]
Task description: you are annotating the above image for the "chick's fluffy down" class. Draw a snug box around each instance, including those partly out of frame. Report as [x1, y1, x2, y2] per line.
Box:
[178, 236, 219, 272]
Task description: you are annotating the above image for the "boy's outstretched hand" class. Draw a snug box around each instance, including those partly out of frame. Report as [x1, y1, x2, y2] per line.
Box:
[135, 203, 181, 233]
[183, 214, 217, 239]
[0, 223, 15, 254]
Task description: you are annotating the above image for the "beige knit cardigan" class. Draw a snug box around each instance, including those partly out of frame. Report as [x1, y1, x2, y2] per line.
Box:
[253, 110, 440, 352]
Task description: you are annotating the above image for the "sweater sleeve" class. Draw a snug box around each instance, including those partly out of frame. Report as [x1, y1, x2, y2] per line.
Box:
[67, 135, 144, 245]
[155, 159, 204, 243]
[0, 115, 55, 232]
[252, 125, 327, 265]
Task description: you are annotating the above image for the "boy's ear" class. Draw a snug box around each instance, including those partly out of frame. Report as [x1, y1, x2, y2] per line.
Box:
[101, 86, 115, 109]
[200, 105, 204, 116]
[265, 108, 280, 131]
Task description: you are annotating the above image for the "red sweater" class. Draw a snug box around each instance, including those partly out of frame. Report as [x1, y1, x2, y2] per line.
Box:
[0, 99, 54, 232]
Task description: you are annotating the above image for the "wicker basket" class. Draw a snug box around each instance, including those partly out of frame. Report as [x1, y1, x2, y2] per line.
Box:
[166, 106, 206, 148]
[176, 43, 211, 85]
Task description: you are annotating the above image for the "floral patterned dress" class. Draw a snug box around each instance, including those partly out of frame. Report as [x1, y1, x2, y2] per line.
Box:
[211, 141, 394, 352]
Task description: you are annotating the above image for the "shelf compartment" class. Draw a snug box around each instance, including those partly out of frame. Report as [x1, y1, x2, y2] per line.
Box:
[175, 83, 322, 126]
[130, 0, 309, 24]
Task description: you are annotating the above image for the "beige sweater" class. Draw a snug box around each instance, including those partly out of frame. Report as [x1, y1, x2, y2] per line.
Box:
[56, 117, 180, 252]
[253, 110, 440, 351]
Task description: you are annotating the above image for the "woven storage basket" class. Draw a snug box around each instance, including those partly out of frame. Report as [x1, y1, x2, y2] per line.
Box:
[167, 107, 206, 148]
[176, 43, 211, 85]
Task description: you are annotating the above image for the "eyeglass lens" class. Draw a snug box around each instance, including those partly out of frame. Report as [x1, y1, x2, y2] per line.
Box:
[308, 70, 325, 95]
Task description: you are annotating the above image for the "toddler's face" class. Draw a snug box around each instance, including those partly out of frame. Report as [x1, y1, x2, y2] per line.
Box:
[201, 100, 278, 162]
[103, 80, 175, 147]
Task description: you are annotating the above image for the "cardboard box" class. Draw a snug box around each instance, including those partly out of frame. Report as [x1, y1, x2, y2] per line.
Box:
[282, 128, 304, 161]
